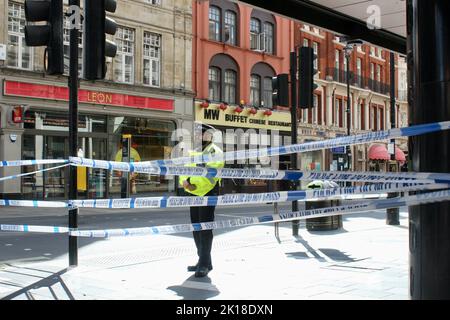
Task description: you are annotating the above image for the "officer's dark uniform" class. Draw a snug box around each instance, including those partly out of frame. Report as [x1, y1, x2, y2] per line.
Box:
[179, 126, 224, 277]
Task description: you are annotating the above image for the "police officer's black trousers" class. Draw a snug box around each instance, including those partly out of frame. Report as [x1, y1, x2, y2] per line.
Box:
[190, 185, 218, 268]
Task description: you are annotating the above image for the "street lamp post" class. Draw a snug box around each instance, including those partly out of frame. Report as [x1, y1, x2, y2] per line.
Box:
[344, 45, 352, 172]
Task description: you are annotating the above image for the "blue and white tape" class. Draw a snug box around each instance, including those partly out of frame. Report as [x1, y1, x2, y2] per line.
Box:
[0, 164, 70, 182]
[2, 189, 450, 237]
[0, 199, 68, 208]
[70, 189, 450, 238]
[70, 157, 450, 184]
[0, 159, 69, 168]
[69, 183, 448, 209]
[0, 224, 69, 234]
[140, 120, 450, 167]
[1, 183, 447, 209]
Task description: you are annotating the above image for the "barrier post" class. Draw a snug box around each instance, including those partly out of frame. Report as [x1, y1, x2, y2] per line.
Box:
[121, 134, 131, 198]
[68, 0, 80, 267]
[386, 52, 400, 225]
[290, 50, 300, 236]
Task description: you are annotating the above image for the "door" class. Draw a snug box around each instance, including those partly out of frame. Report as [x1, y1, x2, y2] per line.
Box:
[77, 137, 107, 199]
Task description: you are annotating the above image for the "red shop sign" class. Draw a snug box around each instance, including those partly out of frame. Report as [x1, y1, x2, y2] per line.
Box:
[3, 80, 174, 112]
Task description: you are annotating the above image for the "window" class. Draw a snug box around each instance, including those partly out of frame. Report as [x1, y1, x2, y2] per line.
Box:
[250, 18, 261, 50]
[301, 108, 308, 124]
[209, 54, 239, 104]
[312, 94, 318, 124]
[63, 17, 83, 76]
[263, 22, 274, 54]
[343, 53, 348, 72]
[224, 11, 237, 45]
[335, 50, 340, 70]
[209, 6, 221, 42]
[7, 2, 32, 70]
[370, 63, 375, 80]
[251, 62, 275, 107]
[250, 74, 261, 106]
[114, 27, 135, 84]
[209, 67, 221, 102]
[262, 77, 273, 109]
[303, 38, 309, 47]
[313, 42, 319, 72]
[224, 70, 237, 104]
[376, 64, 381, 82]
[143, 32, 161, 87]
[356, 58, 362, 86]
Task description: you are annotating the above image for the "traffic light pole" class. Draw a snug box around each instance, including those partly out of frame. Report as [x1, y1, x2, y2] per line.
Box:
[290, 50, 300, 236]
[68, 0, 80, 267]
[386, 52, 400, 225]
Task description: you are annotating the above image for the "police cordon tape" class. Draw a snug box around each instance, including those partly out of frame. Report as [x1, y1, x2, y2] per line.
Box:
[1, 182, 447, 209]
[143, 120, 450, 167]
[68, 183, 448, 209]
[70, 157, 450, 184]
[0, 164, 70, 182]
[2, 120, 450, 171]
[2, 189, 450, 238]
[0, 159, 69, 167]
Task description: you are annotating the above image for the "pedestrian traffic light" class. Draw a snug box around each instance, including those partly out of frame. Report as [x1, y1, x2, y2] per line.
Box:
[24, 0, 64, 75]
[299, 46, 319, 109]
[83, 0, 118, 80]
[272, 74, 289, 107]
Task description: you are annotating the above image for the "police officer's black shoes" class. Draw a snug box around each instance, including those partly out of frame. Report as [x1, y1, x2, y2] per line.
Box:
[187, 263, 213, 272]
[195, 266, 211, 278]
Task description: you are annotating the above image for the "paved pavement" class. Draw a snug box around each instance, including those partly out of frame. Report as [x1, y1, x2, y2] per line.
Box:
[0, 208, 410, 300]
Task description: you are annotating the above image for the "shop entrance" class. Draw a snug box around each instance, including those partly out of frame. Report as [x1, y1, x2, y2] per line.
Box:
[22, 134, 107, 200]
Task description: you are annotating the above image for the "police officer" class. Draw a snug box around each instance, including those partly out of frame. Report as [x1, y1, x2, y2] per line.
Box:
[179, 123, 224, 277]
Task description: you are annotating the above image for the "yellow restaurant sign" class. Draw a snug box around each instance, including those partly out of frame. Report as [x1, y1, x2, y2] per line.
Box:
[195, 102, 292, 132]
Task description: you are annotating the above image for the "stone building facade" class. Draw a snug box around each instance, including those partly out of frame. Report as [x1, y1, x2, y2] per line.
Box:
[0, 0, 194, 199]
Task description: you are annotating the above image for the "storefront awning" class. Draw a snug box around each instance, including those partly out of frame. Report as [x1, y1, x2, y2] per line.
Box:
[369, 144, 390, 161]
[395, 147, 406, 163]
[369, 144, 407, 162]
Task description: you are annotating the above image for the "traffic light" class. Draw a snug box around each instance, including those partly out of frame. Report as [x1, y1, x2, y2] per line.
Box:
[272, 74, 289, 107]
[24, 0, 64, 75]
[299, 46, 319, 109]
[84, 0, 118, 80]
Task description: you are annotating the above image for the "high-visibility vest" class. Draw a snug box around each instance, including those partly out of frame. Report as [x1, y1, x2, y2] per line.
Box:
[179, 143, 225, 197]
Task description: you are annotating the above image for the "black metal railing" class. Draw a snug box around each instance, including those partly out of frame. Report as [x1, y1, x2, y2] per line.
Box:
[326, 68, 390, 96]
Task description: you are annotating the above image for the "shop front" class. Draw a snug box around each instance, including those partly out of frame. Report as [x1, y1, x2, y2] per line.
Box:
[195, 101, 292, 194]
[0, 80, 193, 199]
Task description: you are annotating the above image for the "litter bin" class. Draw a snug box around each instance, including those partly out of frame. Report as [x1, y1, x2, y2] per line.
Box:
[305, 180, 343, 231]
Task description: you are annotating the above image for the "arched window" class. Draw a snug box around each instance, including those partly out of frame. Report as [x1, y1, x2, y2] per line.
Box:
[250, 9, 276, 54]
[209, 54, 239, 103]
[209, 67, 221, 101]
[224, 10, 237, 46]
[250, 74, 261, 107]
[224, 70, 237, 104]
[250, 18, 261, 50]
[209, 0, 239, 46]
[209, 6, 221, 42]
[250, 62, 276, 108]
[263, 22, 274, 54]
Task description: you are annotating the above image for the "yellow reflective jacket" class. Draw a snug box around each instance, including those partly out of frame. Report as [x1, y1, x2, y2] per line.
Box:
[179, 143, 224, 196]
